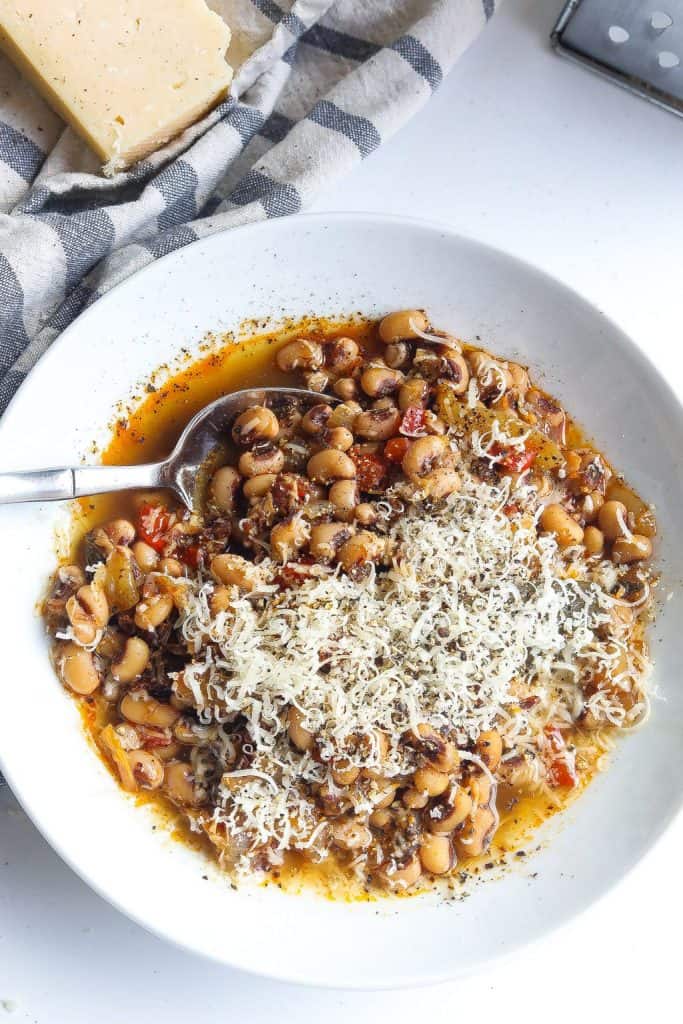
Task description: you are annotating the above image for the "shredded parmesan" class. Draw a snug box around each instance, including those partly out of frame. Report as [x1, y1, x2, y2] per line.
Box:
[167, 471, 649, 865]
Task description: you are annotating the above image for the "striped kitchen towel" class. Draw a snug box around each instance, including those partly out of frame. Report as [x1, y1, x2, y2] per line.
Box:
[0, 0, 500, 419]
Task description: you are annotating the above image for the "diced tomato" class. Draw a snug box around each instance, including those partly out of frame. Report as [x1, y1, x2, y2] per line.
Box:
[136, 501, 173, 553]
[177, 542, 200, 569]
[490, 443, 537, 475]
[544, 725, 578, 788]
[348, 446, 390, 493]
[384, 436, 410, 464]
[399, 406, 426, 437]
[275, 560, 317, 590]
[503, 502, 520, 517]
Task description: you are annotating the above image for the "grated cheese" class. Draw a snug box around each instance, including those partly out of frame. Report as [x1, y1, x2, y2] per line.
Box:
[166, 470, 649, 866]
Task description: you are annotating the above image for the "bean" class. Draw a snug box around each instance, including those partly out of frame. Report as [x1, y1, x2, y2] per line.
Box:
[540, 504, 584, 548]
[402, 787, 429, 809]
[276, 338, 324, 373]
[66, 583, 109, 645]
[287, 707, 314, 752]
[581, 490, 604, 523]
[111, 636, 150, 683]
[271, 516, 310, 562]
[304, 370, 330, 393]
[243, 473, 276, 501]
[419, 833, 453, 875]
[209, 466, 241, 512]
[59, 642, 100, 695]
[325, 336, 360, 375]
[454, 805, 496, 859]
[369, 808, 391, 829]
[384, 341, 411, 369]
[209, 585, 233, 615]
[612, 534, 652, 564]
[507, 362, 529, 397]
[440, 349, 470, 394]
[353, 406, 401, 441]
[380, 853, 422, 890]
[606, 482, 656, 537]
[328, 479, 359, 521]
[307, 448, 356, 484]
[103, 519, 135, 546]
[301, 403, 333, 436]
[232, 405, 279, 446]
[238, 446, 284, 478]
[423, 411, 447, 435]
[475, 729, 503, 772]
[134, 592, 173, 631]
[159, 557, 183, 577]
[132, 541, 159, 572]
[413, 766, 450, 797]
[126, 749, 164, 790]
[325, 426, 354, 451]
[337, 530, 384, 571]
[331, 819, 372, 852]
[401, 435, 448, 481]
[413, 723, 459, 772]
[379, 309, 428, 344]
[428, 787, 473, 835]
[360, 365, 404, 398]
[333, 377, 358, 401]
[398, 377, 429, 412]
[309, 521, 353, 562]
[583, 525, 604, 556]
[211, 553, 260, 591]
[120, 691, 179, 728]
[598, 500, 629, 541]
[163, 762, 201, 806]
[328, 401, 363, 430]
[354, 503, 378, 526]
[331, 758, 360, 786]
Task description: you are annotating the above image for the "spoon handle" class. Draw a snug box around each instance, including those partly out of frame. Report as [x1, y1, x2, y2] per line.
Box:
[0, 462, 167, 504]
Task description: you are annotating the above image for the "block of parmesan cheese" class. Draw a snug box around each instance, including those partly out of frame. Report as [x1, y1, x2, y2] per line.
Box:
[0, 1, 232, 175]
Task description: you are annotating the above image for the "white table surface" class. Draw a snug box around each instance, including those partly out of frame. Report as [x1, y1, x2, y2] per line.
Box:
[2, 0, 682, 1019]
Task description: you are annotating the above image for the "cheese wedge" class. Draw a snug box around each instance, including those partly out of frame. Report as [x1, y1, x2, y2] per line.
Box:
[0, 1, 232, 175]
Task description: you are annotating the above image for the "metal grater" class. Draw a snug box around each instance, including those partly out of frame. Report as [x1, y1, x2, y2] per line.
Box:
[552, 0, 683, 118]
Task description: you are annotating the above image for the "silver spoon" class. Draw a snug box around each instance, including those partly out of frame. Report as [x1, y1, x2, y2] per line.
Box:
[0, 388, 335, 509]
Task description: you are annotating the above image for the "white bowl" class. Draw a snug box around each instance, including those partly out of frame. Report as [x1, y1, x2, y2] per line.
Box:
[0, 214, 681, 988]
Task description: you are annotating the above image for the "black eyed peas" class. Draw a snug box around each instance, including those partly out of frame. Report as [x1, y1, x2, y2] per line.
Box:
[120, 691, 180, 728]
[612, 534, 652, 564]
[58, 642, 101, 695]
[380, 853, 422, 890]
[301, 403, 332, 435]
[597, 500, 629, 542]
[270, 516, 310, 562]
[276, 338, 324, 373]
[243, 472, 277, 501]
[232, 405, 279, 446]
[163, 762, 202, 806]
[66, 584, 109, 645]
[333, 377, 358, 401]
[454, 805, 497, 859]
[540, 504, 584, 549]
[353, 406, 402, 441]
[132, 540, 159, 572]
[309, 522, 354, 562]
[238, 446, 285, 478]
[134, 592, 173, 632]
[419, 833, 453, 875]
[475, 730, 503, 772]
[287, 707, 314, 752]
[211, 553, 260, 590]
[325, 426, 354, 451]
[378, 309, 428, 344]
[328, 479, 359, 520]
[337, 530, 385, 571]
[325, 336, 360, 375]
[307, 448, 356, 484]
[413, 766, 450, 797]
[126, 749, 164, 790]
[384, 341, 411, 369]
[583, 525, 605, 557]
[360, 365, 404, 398]
[111, 636, 150, 683]
[331, 819, 372, 852]
[210, 465, 241, 512]
[398, 377, 429, 412]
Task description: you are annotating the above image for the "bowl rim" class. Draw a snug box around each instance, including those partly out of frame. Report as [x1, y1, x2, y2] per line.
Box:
[1, 210, 682, 988]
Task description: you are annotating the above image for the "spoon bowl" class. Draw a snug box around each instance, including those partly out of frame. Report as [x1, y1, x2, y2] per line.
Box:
[0, 387, 334, 508]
